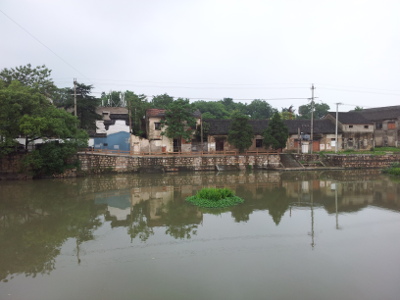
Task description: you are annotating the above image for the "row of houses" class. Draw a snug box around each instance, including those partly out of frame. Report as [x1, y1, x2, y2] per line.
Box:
[91, 105, 400, 154]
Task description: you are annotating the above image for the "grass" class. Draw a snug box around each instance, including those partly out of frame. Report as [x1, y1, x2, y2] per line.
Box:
[186, 187, 244, 208]
[382, 162, 400, 176]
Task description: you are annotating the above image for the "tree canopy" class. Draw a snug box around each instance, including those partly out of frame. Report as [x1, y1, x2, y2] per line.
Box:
[161, 98, 197, 142]
[298, 102, 330, 119]
[0, 64, 57, 97]
[263, 113, 289, 151]
[227, 111, 254, 153]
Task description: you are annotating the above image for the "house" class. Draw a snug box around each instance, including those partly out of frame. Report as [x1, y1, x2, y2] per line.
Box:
[205, 118, 341, 153]
[285, 119, 341, 152]
[144, 108, 201, 153]
[357, 106, 400, 147]
[324, 112, 373, 150]
[92, 107, 130, 151]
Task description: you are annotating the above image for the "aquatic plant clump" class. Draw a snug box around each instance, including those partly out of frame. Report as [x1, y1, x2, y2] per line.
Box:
[383, 162, 400, 176]
[186, 188, 244, 208]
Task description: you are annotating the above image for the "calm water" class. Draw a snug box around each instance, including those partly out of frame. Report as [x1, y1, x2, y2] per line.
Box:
[1, 170, 400, 300]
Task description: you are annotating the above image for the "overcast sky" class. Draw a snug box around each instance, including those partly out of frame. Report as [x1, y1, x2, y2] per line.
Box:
[1, 0, 399, 112]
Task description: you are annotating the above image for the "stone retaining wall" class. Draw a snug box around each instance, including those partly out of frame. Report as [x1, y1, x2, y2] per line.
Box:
[77, 153, 281, 174]
[324, 154, 400, 168]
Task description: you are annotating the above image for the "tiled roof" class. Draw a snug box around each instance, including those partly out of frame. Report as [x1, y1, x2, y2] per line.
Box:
[326, 112, 372, 124]
[146, 108, 166, 118]
[205, 118, 340, 135]
[357, 106, 400, 121]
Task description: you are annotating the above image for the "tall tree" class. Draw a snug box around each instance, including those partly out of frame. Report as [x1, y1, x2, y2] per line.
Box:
[54, 83, 101, 131]
[227, 111, 254, 153]
[246, 99, 276, 119]
[192, 100, 230, 119]
[125, 91, 149, 136]
[161, 98, 197, 142]
[298, 102, 330, 119]
[263, 113, 289, 151]
[281, 105, 296, 120]
[0, 64, 57, 97]
[152, 93, 174, 109]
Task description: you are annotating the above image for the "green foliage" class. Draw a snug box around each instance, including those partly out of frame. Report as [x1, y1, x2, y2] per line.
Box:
[151, 93, 174, 109]
[298, 102, 330, 119]
[53, 83, 101, 131]
[22, 141, 80, 177]
[227, 111, 254, 153]
[186, 188, 244, 208]
[193, 100, 230, 119]
[161, 98, 197, 142]
[0, 64, 57, 97]
[246, 99, 277, 119]
[125, 91, 150, 136]
[382, 162, 400, 176]
[263, 113, 289, 150]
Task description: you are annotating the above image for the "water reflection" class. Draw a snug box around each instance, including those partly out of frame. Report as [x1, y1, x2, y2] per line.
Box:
[1, 169, 399, 283]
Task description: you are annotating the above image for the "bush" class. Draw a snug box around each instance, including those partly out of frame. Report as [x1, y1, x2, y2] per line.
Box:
[186, 188, 244, 208]
[22, 141, 79, 178]
[382, 162, 400, 176]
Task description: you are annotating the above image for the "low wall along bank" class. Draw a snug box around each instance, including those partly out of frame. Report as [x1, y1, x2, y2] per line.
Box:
[77, 153, 281, 173]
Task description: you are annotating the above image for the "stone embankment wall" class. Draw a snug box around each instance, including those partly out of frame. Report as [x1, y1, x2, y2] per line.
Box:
[0, 154, 32, 180]
[294, 153, 400, 168]
[77, 153, 281, 174]
[324, 154, 400, 168]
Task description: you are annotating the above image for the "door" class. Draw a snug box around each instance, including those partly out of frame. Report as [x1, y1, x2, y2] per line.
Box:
[216, 138, 224, 151]
[173, 139, 181, 152]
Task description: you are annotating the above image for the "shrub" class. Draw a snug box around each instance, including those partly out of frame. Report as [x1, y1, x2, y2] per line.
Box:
[186, 188, 244, 208]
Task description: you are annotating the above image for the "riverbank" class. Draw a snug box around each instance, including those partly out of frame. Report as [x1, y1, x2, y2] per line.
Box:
[2, 152, 400, 180]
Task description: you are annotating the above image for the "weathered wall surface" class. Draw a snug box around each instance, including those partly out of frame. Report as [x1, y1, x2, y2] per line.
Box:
[0, 154, 32, 179]
[324, 154, 400, 169]
[294, 153, 400, 169]
[77, 153, 281, 174]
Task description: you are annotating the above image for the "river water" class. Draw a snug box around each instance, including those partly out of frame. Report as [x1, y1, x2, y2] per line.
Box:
[1, 170, 400, 300]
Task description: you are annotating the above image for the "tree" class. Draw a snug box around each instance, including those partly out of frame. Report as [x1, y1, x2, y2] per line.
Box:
[227, 111, 254, 153]
[161, 98, 197, 142]
[281, 105, 296, 120]
[0, 81, 50, 154]
[192, 100, 230, 119]
[263, 113, 289, 151]
[246, 99, 276, 119]
[354, 106, 363, 111]
[0, 64, 57, 97]
[298, 102, 330, 119]
[125, 91, 149, 136]
[54, 83, 101, 131]
[151, 93, 174, 109]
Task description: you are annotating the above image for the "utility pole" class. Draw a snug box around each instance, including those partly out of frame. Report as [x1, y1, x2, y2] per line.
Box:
[335, 102, 342, 153]
[73, 78, 77, 117]
[310, 84, 315, 154]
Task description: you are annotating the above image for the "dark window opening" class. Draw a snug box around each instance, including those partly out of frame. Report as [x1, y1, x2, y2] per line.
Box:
[256, 139, 263, 148]
[154, 122, 161, 130]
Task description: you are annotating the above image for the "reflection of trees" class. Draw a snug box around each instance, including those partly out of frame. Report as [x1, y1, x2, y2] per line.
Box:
[126, 190, 201, 241]
[162, 200, 200, 239]
[128, 201, 154, 242]
[0, 180, 103, 282]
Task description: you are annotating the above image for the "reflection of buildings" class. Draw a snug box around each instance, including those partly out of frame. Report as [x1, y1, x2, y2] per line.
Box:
[94, 185, 203, 238]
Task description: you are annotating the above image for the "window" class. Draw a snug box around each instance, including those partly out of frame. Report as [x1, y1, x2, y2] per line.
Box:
[154, 122, 161, 130]
[376, 123, 382, 129]
[256, 139, 263, 148]
[388, 122, 396, 130]
[364, 125, 369, 129]
[349, 125, 353, 128]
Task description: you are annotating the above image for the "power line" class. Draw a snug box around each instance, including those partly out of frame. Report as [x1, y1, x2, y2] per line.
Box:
[0, 8, 89, 80]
